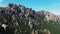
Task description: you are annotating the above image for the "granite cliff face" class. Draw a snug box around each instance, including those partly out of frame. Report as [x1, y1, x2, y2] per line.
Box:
[37, 10, 60, 23]
[0, 4, 42, 34]
[0, 4, 60, 34]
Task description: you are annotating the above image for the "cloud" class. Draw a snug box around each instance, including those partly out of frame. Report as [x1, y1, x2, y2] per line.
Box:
[0, 0, 4, 3]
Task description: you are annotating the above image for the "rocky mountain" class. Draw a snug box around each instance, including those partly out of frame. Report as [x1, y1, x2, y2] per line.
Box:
[0, 4, 60, 34]
[0, 4, 43, 34]
[37, 10, 60, 23]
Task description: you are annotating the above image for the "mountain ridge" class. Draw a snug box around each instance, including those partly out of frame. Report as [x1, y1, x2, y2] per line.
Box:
[0, 4, 60, 34]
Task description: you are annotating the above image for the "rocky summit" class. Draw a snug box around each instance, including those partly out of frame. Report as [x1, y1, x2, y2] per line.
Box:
[0, 4, 60, 34]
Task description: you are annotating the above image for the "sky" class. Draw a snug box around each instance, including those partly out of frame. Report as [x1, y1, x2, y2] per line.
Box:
[0, 0, 60, 15]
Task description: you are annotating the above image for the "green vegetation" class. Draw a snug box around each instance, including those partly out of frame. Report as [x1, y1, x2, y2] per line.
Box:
[42, 20, 60, 34]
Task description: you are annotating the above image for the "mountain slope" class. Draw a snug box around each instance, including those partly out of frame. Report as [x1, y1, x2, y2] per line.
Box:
[37, 10, 60, 23]
[0, 4, 60, 34]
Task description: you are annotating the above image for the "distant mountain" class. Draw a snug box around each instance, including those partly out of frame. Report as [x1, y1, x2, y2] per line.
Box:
[37, 10, 60, 23]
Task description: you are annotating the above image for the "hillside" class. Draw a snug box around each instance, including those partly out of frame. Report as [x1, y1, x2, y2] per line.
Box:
[0, 4, 60, 34]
